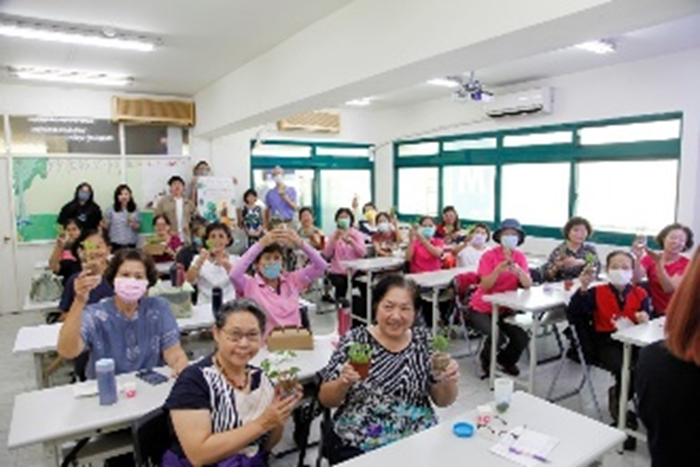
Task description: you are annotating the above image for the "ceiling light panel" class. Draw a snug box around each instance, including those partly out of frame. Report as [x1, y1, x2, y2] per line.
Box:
[575, 39, 616, 54]
[9, 67, 133, 86]
[427, 78, 459, 88]
[346, 97, 372, 107]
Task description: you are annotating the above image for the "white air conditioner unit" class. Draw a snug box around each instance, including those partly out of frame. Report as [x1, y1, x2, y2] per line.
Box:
[484, 87, 553, 118]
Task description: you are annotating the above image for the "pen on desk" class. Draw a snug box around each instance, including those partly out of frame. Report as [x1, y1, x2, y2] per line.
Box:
[508, 446, 550, 463]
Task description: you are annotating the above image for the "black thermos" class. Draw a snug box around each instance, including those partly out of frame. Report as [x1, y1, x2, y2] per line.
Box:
[212, 287, 223, 317]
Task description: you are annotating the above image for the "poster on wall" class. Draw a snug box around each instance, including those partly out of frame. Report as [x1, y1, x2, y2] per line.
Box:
[196, 176, 238, 227]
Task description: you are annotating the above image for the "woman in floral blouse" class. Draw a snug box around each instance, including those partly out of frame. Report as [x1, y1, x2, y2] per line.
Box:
[319, 275, 460, 464]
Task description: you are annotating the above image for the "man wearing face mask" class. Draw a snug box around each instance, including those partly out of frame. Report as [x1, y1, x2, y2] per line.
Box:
[264, 166, 298, 230]
[57, 182, 104, 231]
[468, 219, 533, 377]
[57, 249, 190, 378]
[569, 250, 650, 450]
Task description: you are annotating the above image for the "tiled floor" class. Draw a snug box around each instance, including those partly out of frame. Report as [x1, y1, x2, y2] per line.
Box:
[0, 302, 651, 466]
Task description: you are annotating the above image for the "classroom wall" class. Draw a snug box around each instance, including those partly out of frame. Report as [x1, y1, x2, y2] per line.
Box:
[365, 47, 700, 258]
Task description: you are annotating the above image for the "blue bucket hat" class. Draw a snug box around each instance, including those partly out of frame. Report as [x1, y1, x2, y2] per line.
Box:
[493, 218, 526, 246]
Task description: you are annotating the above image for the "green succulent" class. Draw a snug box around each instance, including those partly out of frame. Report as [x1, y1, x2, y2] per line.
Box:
[584, 252, 597, 265]
[430, 332, 450, 353]
[82, 240, 97, 251]
[348, 342, 372, 364]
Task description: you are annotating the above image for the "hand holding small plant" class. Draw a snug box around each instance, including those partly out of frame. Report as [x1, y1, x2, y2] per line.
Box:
[261, 351, 301, 398]
[430, 330, 451, 373]
[348, 342, 372, 379]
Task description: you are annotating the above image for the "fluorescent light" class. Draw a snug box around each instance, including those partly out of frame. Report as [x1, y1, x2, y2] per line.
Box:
[346, 97, 372, 107]
[9, 67, 133, 86]
[0, 17, 157, 52]
[427, 78, 459, 88]
[575, 39, 616, 54]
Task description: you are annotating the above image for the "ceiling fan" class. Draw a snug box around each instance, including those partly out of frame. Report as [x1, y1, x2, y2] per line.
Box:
[447, 72, 494, 102]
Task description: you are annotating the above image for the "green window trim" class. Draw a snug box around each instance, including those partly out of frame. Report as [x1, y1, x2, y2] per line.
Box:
[394, 112, 682, 247]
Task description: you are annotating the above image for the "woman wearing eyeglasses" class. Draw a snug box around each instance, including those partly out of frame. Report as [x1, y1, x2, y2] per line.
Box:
[164, 299, 303, 467]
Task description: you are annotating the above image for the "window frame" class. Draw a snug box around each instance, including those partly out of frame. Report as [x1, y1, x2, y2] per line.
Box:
[393, 112, 682, 246]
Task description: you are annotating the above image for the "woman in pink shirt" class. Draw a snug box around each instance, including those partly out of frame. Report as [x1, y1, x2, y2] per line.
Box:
[468, 218, 532, 376]
[229, 228, 327, 337]
[406, 216, 444, 273]
[323, 208, 367, 304]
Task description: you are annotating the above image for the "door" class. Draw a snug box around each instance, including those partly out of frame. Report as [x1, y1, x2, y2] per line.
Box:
[319, 169, 372, 233]
[0, 156, 20, 313]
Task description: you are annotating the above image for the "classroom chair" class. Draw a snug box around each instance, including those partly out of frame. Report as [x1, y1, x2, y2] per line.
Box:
[131, 407, 171, 467]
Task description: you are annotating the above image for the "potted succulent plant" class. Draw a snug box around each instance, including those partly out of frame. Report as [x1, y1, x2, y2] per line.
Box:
[81, 240, 101, 275]
[260, 351, 301, 397]
[430, 331, 451, 373]
[348, 342, 372, 379]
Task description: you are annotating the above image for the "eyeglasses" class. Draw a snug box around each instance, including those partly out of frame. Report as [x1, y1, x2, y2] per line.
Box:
[220, 329, 261, 343]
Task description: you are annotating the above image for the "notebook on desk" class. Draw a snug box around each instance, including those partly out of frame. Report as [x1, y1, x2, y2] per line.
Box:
[491, 426, 559, 466]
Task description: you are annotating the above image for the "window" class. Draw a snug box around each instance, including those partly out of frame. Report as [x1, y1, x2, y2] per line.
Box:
[398, 167, 438, 215]
[503, 131, 573, 147]
[576, 160, 678, 234]
[443, 137, 497, 151]
[501, 163, 570, 226]
[579, 119, 681, 145]
[252, 169, 315, 213]
[320, 170, 371, 232]
[9, 116, 120, 154]
[0, 115, 6, 153]
[442, 166, 495, 221]
[316, 146, 370, 157]
[124, 125, 188, 155]
[397, 142, 439, 157]
[251, 143, 312, 158]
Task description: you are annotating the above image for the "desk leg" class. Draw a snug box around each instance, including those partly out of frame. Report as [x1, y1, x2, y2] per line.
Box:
[34, 353, 45, 389]
[617, 343, 632, 443]
[489, 304, 499, 389]
[528, 315, 538, 394]
[44, 441, 60, 467]
[366, 271, 373, 324]
[346, 269, 353, 320]
[431, 288, 439, 336]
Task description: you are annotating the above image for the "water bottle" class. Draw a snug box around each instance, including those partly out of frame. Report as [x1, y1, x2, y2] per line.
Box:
[95, 358, 118, 406]
[169, 264, 178, 287]
[175, 264, 185, 288]
[212, 287, 223, 317]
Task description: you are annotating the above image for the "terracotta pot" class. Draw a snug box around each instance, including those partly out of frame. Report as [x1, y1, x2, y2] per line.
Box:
[564, 279, 574, 291]
[277, 375, 298, 397]
[350, 360, 371, 379]
[431, 352, 450, 373]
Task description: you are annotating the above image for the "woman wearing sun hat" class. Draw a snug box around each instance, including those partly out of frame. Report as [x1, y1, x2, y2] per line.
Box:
[468, 218, 533, 376]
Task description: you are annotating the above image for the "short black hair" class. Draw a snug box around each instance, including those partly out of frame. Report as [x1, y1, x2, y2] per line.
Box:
[152, 214, 171, 227]
[71, 228, 110, 258]
[104, 248, 159, 288]
[299, 206, 314, 220]
[362, 202, 376, 213]
[563, 216, 593, 240]
[468, 222, 491, 242]
[194, 160, 209, 172]
[655, 223, 694, 252]
[419, 216, 435, 226]
[375, 211, 391, 223]
[168, 175, 185, 186]
[255, 243, 285, 264]
[335, 208, 355, 226]
[62, 218, 81, 230]
[205, 221, 233, 247]
[372, 274, 420, 315]
[215, 298, 267, 332]
[606, 250, 636, 269]
[243, 188, 257, 203]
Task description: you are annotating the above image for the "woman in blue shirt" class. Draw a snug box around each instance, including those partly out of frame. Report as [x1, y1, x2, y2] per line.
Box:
[57, 248, 189, 377]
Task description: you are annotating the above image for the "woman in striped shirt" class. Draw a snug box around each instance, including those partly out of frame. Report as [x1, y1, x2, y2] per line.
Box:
[105, 184, 141, 251]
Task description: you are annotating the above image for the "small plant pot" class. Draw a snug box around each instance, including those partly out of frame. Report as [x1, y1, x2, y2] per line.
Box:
[277, 374, 299, 398]
[431, 352, 450, 373]
[350, 360, 371, 379]
[563, 279, 574, 291]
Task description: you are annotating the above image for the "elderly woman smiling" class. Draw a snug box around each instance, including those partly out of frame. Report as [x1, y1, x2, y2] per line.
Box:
[163, 299, 302, 467]
[318, 275, 460, 464]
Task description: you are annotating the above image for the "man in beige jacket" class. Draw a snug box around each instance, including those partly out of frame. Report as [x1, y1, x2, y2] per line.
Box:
[155, 176, 196, 243]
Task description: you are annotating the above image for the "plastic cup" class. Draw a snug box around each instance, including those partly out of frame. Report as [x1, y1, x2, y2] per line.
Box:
[476, 404, 493, 426]
[494, 378, 514, 413]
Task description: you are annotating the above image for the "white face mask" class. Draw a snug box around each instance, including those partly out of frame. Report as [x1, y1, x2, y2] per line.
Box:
[377, 222, 391, 233]
[500, 234, 519, 250]
[471, 233, 487, 246]
[273, 174, 284, 184]
[608, 269, 633, 287]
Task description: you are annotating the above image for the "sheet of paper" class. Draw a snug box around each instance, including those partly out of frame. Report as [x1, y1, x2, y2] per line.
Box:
[490, 426, 559, 466]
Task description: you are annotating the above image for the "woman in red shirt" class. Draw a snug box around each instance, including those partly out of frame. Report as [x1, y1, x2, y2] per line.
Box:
[435, 206, 462, 245]
[406, 216, 444, 273]
[469, 219, 532, 376]
[632, 223, 693, 315]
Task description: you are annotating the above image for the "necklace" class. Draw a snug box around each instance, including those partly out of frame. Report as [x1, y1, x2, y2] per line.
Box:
[214, 355, 249, 390]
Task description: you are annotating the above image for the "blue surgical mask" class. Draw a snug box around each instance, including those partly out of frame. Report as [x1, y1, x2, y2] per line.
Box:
[78, 191, 91, 202]
[500, 234, 519, 249]
[193, 237, 203, 248]
[262, 262, 282, 280]
[420, 226, 435, 239]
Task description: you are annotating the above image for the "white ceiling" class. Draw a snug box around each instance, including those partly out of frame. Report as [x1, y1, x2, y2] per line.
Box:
[365, 14, 700, 109]
[0, 0, 352, 96]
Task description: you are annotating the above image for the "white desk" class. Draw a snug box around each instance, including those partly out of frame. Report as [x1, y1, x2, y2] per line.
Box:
[23, 296, 60, 313]
[155, 261, 174, 275]
[612, 317, 665, 446]
[340, 257, 405, 325]
[406, 267, 476, 334]
[483, 283, 575, 392]
[8, 336, 335, 466]
[341, 391, 625, 467]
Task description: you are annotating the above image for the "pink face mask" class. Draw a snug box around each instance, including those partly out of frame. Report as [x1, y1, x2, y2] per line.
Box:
[114, 278, 148, 303]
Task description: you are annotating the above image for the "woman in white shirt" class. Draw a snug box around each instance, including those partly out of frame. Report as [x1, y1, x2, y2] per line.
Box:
[452, 223, 490, 268]
[186, 222, 238, 305]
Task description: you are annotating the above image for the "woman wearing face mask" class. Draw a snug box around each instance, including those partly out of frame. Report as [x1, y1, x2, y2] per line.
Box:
[544, 216, 600, 282]
[187, 222, 239, 306]
[570, 251, 650, 446]
[468, 219, 532, 376]
[357, 202, 378, 237]
[57, 182, 103, 231]
[229, 228, 327, 337]
[406, 216, 444, 273]
[324, 208, 367, 307]
[372, 212, 403, 257]
[57, 248, 189, 377]
[632, 223, 693, 315]
[318, 275, 460, 464]
[164, 299, 302, 467]
[105, 184, 141, 252]
[452, 223, 490, 268]
[435, 206, 463, 245]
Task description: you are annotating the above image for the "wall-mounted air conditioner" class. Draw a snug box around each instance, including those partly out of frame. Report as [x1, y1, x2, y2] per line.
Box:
[484, 87, 553, 118]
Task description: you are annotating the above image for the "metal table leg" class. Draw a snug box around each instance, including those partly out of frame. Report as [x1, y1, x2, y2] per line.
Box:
[489, 304, 499, 389]
[617, 342, 632, 448]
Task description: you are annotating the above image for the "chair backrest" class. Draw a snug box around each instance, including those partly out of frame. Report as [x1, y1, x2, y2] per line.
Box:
[132, 407, 171, 467]
[453, 272, 480, 305]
